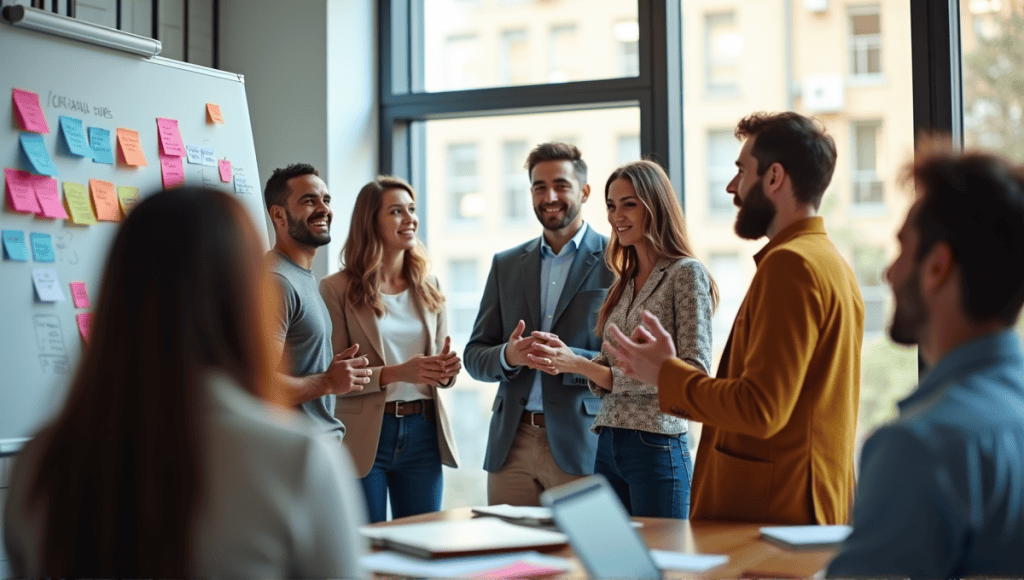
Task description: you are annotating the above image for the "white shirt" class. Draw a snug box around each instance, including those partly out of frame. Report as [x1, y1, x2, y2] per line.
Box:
[380, 289, 431, 403]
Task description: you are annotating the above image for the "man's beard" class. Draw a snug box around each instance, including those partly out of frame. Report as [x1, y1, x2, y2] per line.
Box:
[286, 209, 331, 247]
[889, 267, 927, 346]
[534, 200, 580, 232]
[734, 180, 776, 240]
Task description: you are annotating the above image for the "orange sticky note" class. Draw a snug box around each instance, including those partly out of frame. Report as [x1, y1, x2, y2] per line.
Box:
[160, 152, 185, 188]
[218, 159, 232, 182]
[12, 88, 50, 134]
[70, 281, 90, 309]
[63, 181, 97, 225]
[76, 312, 93, 343]
[30, 175, 68, 219]
[206, 103, 224, 124]
[116, 127, 148, 166]
[89, 179, 119, 221]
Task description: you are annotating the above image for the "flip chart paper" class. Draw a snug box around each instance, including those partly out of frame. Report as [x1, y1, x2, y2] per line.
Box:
[1, 230, 29, 261]
[31, 175, 67, 219]
[206, 102, 224, 124]
[156, 117, 186, 156]
[19, 133, 59, 176]
[4, 168, 42, 214]
[29, 233, 55, 262]
[89, 179, 119, 221]
[218, 159, 232, 182]
[89, 127, 114, 164]
[12, 88, 50, 134]
[116, 128, 147, 166]
[116, 186, 140, 215]
[58, 116, 94, 157]
[32, 268, 66, 302]
[76, 312, 93, 342]
[200, 147, 216, 166]
[70, 281, 91, 309]
[63, 181, 97, 225]
[160, 152, 185, 188]
[184, 144, 203, 164]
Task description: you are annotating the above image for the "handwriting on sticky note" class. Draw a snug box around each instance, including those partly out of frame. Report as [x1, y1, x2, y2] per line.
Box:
[30, 175, 67, 219]
[63, 181, 97, 225]
[117, 186, 140, 215]
[201, 147, 217, 166]
[4, 167, 42, 214]
[185, 144, 203, 164]
[89, 127, 114, 164]
[160, 153, 186, 188]
[116, 128, 148, 166]
[58, 116, 94, 157]
[19, 132, 59, 176]
[30, 233, 56, 262]
[2, 230, 30, 262]
[219, 159, 232, 182]
[156, 117, 186, 157]
[70, 281, 91, 309]
[89, 179, 119, 221]
[76, 312, 93, 343]
[12, 88, 50, 134]
[32, 268, 67, 302]
[207, 103, 225, 124]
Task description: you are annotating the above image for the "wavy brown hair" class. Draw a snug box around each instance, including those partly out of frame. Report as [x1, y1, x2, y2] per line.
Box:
[595, 160, 719, 334]
[21, 188, 278, 578]
[341, 176, 444, 316]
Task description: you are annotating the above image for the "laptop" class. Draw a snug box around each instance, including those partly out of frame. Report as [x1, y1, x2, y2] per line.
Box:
[541, 475, 663, 580]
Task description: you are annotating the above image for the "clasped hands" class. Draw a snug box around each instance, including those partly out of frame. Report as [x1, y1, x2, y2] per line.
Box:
[326, 337, 462, 394]
[505, 319, 581, 377]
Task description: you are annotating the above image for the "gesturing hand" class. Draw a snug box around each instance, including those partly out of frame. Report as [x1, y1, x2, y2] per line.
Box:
[603, 310, 676, 386]
[435, 336, 462, 386]
[527, 331, 581, 376]
[326, 343, 370, 395]
[504, 319, 538, 368]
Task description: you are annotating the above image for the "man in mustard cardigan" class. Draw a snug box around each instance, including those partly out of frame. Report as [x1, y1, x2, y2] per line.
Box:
[606, 112, 864, 525]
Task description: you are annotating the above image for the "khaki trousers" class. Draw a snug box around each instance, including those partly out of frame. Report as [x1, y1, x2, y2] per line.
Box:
[487, 421, 583, 506]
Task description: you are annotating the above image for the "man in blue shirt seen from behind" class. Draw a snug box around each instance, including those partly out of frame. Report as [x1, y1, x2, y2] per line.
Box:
[828, 144, 1024, 578]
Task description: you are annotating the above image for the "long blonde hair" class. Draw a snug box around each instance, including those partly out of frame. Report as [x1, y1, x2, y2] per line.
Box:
[341, 176, 444, 316]
[595, 160, 719, 334]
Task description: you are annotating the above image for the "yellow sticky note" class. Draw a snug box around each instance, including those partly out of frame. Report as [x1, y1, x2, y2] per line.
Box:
[116, 127, 148, 167]
[89, 179, 120, 221]
[117, 186, 140, 216]
[206, 103, 224, 124]
[63, 181, 97, 225]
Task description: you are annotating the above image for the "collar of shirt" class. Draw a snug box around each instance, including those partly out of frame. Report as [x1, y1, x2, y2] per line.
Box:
[540, 222, 589, 259]
[753, 216, 826, 266]
[898, 329, 1024, 417]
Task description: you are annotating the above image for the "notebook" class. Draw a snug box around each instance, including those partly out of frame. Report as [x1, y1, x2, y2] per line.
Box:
[759, 525, 853, 550]
[360, 517, 568, 559]
[471, 504, 556, 527]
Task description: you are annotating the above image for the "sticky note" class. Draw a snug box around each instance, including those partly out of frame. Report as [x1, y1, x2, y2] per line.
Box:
[30, 175, 68, 219]
[4, 168, 42, 214]
[19, 133, 59, 176]
[160, 152, 186, 188]
[117, 186, 140, 215]
[30, 232, 55, 262]
[116, 128, 147, 166]
[63, 181, 97, 225]
[12, 88, 50, 134]
[2, 230, 29, 261]
[206, 103, 225, 124]
[69, 281, 91, 309]
[156, 117, 186, 157]
[76, 312, 93, 342]
[89, 179, 119, 221]
[184, 144, 203, 164]
[218, 159, 232, 182]
[32, 268, 67, 302]
[58, 116, 94, 158]
[234, 175, 250, 194]
[89, 127, 114, 164]
[200, 147, 217, 166]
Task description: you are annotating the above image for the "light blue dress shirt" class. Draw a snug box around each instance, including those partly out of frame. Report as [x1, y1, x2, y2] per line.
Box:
[501, 222, 589, 412]
[828, 330, 1024, 578]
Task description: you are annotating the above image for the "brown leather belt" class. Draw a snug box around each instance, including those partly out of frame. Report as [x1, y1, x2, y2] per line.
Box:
[383, 399, 435, 418]
[520, 411, 545, 428]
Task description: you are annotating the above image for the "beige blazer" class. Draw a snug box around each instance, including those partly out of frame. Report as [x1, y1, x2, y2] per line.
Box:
[319, 271, 459, 478]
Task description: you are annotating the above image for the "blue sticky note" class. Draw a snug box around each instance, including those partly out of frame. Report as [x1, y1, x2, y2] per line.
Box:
[89, 127, 114, 164]
[58, 116, 95, 158]
[29, 232, 55, 263]
[19, 133, 59, 176]
[2, 230, 30, 261]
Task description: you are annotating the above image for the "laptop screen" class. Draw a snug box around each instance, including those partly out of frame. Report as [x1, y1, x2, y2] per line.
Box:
[542, 475, 662, 580]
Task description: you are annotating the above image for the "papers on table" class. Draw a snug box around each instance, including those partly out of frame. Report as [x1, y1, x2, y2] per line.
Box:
[361, 550, 573, 579]
[759, 525, 853, 550]
[650, 549, 729, 572]
[472, 505, 556, 527]
[361, 517, 567, 559]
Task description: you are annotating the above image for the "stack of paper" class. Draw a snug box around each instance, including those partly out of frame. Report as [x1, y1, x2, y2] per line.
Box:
[759, 525, 853, 550]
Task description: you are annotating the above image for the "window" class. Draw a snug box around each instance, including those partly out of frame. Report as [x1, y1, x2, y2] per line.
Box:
[499, 29, 530, 85]
[707, 252, 745, 345]
[851, 121, 884, 206]
[547, 24, 579, 82]
[502, 140, 530, 222]
[446, 143, 482, 222]
[615, 134, 640, 166]
[706, 129, 737, 215]
[705, 11, 742, 94]
[849, 5, 883, 78]
[852, 246, 888, 333]
[443, 34, 483, 90]
[613, 19, 640, 77]
[447, 259, 481, 341]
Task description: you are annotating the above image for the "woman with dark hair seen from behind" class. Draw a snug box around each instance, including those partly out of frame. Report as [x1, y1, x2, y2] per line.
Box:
[529, 160, 717, 518]
[320, 176, 461, 523]
[2, 188, 366, 578]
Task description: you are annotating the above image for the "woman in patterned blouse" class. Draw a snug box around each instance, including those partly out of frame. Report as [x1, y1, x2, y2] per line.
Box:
[529, 160, 717, 518]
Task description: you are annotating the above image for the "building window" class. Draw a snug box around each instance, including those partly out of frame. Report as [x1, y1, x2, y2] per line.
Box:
[707, 129, 737, 214]
[547, 24, 579, 83]
[445, 34, 483, 90]
[707, 252, 744, 343]
[447, 143, 482, 221]
[616, 134, 641, 166]
[613, 19, 640, 77]
[447, 259, 481, 338]
[704, 11, 742, 94]
[848, 5, 883, 78]
[499, 29, 530, 85]
[502, 140, 530, 222]
[851, 121, 884, 205]
[852, 246, 888, 333]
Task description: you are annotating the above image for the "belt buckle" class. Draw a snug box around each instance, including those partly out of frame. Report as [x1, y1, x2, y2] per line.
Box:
[530, 412, 540, 427]
[394, 399, 406, 418]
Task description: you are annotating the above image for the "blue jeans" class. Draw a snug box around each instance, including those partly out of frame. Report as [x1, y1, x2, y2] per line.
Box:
[360, 412, 442, 523]
[594, 427, 692, 519]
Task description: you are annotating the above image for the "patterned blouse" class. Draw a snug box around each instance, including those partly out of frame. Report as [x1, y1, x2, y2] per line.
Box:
[589, 257, 713, 435]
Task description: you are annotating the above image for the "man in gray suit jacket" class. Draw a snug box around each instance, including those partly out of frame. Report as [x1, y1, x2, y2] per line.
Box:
[465, 142, 614, 506]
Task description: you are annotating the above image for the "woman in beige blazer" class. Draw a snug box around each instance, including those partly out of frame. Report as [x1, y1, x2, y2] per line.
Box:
[319, 176, 460, 523]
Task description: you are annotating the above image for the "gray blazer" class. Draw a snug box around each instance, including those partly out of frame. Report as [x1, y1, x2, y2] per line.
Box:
[465, 226, 614, 475]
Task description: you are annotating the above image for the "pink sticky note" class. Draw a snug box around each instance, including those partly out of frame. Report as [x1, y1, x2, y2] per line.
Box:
[160, 152, 185, 188]
[70, 281, 91, 308]
[12, 88, 50, 134]
[476, 560, 568, 579]
[218, 159, 232, 182]
[76, 312, 93, 343]
[156, 117, 186, 157]
[29, 175, 68, 219]
[4, 168, 42, 214]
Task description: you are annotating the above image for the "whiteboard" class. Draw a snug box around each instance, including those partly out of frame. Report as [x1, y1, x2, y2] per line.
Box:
[0, 21, 266, 451]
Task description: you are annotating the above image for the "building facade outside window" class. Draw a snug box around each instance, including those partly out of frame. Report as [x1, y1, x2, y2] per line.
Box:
[446, 143, 482, 222]
[851, 121, 885, 206]
[704, 11, 742, 95]
[848, 4, 883, 78]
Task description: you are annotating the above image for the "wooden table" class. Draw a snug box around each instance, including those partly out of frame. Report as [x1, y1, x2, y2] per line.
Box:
[368, 507, 837, 578]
